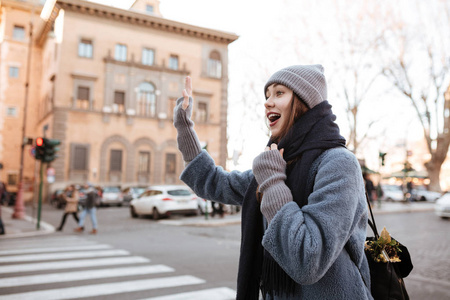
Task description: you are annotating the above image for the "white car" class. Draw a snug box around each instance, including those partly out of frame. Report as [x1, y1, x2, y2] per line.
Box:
[435, 193, 450, 219]
[130, 185, 198, 220]
[380, 185, 404, 202]
[412, 186, 442, 202]
[100, 186, 123, 206]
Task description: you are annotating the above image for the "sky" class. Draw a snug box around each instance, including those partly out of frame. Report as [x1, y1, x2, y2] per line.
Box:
[86, 0, 441, 177]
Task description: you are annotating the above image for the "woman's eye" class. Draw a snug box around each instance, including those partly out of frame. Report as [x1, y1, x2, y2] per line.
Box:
[276, 91, 283, 96]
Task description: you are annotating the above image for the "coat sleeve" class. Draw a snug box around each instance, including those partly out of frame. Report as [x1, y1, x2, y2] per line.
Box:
[180, 150, 254, 206]
[261, 149, 367, 285]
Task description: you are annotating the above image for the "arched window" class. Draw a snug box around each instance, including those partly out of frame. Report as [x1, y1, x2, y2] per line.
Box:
[207, 50, 222, 79]
[137, 82, 156, 117]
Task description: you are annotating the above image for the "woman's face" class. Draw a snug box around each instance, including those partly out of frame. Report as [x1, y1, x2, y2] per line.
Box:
[265, 84, 294, 138]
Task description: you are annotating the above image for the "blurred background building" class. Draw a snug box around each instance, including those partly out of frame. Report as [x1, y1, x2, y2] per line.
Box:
[0, 0, 238, 201]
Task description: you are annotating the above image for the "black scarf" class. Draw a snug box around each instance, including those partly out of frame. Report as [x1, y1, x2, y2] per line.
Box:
[236, 101, 346, 300]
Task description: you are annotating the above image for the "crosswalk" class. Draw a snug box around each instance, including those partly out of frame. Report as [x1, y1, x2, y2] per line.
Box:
[0, 236, 236, 299]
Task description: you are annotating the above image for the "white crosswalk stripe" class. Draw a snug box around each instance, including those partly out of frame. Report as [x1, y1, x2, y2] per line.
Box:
[0, 265, 174, 288]
[0, 256, 150, 274]
[0, 249, 129, 263]
[0, 275, 206, 300]
[0, 244, 112, 255]
[0, 237, 236, 299]
[142, 287, 237, 300]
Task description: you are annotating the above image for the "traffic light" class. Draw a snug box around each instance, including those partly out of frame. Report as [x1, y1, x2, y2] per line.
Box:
[35, 137, 45, 160]
[43, 138, 60, 163]
[379, 152, 387, 166]
[34, 137, 60, 162]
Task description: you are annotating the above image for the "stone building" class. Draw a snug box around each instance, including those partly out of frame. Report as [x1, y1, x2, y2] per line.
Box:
[0, 0, 238, 198]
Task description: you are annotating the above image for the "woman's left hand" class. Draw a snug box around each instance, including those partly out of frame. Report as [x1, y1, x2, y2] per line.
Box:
[253, 143, 286, 187]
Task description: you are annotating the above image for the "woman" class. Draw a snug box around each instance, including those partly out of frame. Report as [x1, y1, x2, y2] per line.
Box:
[173, 65, 371, 299]
[56, 185, 79, 231]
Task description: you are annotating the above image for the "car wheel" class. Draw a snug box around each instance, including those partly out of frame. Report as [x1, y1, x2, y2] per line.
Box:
[420, 196, 426, 202]
[152, 207, 160, 220]
[130, 206, 138, 218]
[118, 203, 122, 207]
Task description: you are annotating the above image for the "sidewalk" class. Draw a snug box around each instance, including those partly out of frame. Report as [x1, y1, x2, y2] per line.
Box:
[0, 201, 436, 239]
[0, 206, 55, 239]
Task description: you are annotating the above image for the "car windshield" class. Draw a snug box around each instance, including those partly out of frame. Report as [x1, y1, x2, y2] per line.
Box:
[167, 189, 191, 196]
[104, 187, 120, 193]
[133, 188, 145, 194]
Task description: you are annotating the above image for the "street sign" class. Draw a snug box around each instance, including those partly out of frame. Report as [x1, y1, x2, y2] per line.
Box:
[47, 167, 55, 183]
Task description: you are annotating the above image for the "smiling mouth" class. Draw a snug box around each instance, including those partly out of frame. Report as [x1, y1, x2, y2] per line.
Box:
[267, 113, 281, 126]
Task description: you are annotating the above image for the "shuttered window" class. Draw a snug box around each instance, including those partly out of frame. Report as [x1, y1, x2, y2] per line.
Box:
[110, 149, 122, 171]
[138, 151, 150, 173]
[165, 153, 176, 175]
[73, 146, 88, 170]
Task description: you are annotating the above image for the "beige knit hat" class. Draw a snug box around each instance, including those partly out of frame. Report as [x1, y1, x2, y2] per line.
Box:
[264, 64, 327, 109]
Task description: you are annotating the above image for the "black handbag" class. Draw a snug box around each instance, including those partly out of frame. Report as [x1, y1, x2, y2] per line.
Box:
[348, 194, 413, 300]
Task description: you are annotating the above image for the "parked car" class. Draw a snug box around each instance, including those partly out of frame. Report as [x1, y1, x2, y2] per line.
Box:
[50, 189, 66, 209]
[435, 192, 450, 219]
[122, 186, 146, 205]
[130, 185, 198, 220]
[100, 186, 123, 206]
[412, 186, 442, 202]
[380, 185, 404, 202]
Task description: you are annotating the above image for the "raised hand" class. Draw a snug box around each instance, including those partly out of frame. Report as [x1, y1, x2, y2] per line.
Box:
[182, 76, 192, 110]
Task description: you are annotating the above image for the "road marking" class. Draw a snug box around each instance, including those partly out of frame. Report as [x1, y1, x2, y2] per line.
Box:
[0, 256, 150, 274]
[0, 265, 174, 288]
[142, 287, 236, 300]
[0, 275, 206, 300]
[0, 244, 112, 255]
[0, 249, 129, 263]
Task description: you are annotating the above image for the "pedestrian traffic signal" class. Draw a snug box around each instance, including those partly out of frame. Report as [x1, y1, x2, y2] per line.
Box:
[34, 137, 60, 162]
[35, 137, 45, 160]
[379, 152, 387, 166]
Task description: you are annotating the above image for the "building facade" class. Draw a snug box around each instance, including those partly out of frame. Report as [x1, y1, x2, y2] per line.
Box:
[0, 0, 238, 198]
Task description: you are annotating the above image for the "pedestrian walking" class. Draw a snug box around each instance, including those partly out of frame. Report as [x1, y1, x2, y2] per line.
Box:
[363, 173, 375, 205]
[74, 185, 98, 234]
[173, 65, 371, 299]
[56, 185, 79, 231]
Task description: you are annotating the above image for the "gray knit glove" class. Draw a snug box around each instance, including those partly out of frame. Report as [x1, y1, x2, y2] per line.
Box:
[173, 96, 202, 162]
[252, 150, 293, 222]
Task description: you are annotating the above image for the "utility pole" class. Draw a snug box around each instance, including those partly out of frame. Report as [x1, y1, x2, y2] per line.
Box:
[13, 2, 35, 219]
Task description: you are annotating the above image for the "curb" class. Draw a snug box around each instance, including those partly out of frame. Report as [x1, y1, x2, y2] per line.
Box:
[0, 206, 55, 239]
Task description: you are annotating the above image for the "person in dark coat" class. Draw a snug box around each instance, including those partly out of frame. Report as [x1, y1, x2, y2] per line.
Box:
[74, 185, 98, 234]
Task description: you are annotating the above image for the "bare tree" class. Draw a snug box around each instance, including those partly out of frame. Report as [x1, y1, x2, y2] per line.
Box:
[380, 0, 450, 191]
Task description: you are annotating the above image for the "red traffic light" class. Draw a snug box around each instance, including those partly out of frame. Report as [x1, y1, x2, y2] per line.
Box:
[36, 137, 44, 147]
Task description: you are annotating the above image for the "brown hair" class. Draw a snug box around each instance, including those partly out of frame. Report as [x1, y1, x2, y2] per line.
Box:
[270, 94, 309, 143]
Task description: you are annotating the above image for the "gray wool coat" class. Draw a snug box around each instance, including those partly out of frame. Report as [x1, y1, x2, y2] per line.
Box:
[181, 148, 373, 300]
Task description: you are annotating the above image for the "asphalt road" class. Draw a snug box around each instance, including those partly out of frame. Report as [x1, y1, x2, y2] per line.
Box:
[0, 203, 449, 299]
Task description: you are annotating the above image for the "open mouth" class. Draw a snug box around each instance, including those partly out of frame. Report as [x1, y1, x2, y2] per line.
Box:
[267, 112, 281, 126]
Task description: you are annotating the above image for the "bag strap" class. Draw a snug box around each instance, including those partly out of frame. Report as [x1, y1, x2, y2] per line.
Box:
[366, 192, 379, 239]
[345, 192, 376, 290]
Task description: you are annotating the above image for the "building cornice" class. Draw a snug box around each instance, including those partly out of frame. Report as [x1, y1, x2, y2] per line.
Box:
[56, 0, 239, 44]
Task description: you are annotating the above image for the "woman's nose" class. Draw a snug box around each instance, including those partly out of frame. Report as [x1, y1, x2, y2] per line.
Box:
[265, 97, 274, 108]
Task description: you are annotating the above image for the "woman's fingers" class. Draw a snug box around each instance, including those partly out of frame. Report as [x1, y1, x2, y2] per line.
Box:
[182, 76, 192, 110]
[185, 76, 192, 96]
[264, 144, 284, 158]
